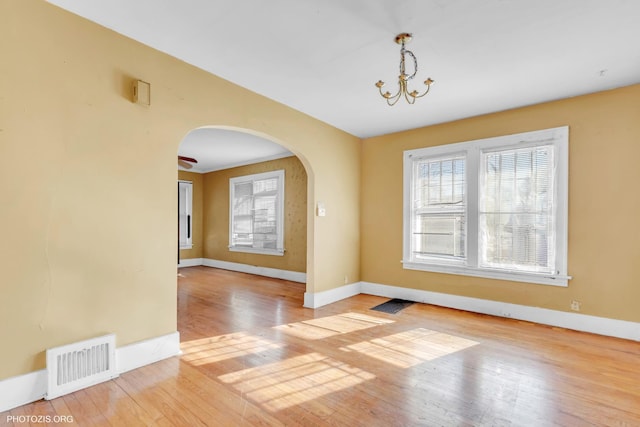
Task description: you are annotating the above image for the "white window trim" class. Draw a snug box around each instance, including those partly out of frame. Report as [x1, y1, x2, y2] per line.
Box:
[229, 169, 285, 256]
[403, 126, 570, 286]
[178, 180, 193, 250]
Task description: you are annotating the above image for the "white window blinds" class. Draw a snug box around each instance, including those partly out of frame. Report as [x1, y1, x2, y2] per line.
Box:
[229, 170, 284, 255]
[479, 145, 555, 273]
[411, 155, 466, 262]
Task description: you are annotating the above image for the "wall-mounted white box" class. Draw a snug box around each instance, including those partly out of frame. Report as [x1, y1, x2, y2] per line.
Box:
[133, 80, 151, 106]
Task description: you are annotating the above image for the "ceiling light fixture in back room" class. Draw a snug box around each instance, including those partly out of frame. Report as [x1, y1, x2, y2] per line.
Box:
[375, 33, 434, 106]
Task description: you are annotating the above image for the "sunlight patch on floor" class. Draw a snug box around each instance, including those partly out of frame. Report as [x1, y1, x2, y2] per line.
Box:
[181, 332, 283, 365]
[274, 312, 394, 340]
[341, 328, 478, 368]
[218, 352, 375, 411]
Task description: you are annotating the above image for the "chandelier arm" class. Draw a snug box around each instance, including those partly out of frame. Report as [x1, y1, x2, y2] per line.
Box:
[386, 90, 402, 106]
[403, 87, 417, 104]
[403, 81, 417, 105]
[382, 80, 402, 106]
[411, 83, 432, 99]
[387, 96, 401, 106]
[377, 84, 402, 103]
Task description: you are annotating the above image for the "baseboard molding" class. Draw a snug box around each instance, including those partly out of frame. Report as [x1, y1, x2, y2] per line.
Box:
[0, 369, 47, 413]
[303, 281, 640, 341]
[178, 258, 203, 268]
[0, 331, 181, 413]
[116, 331, 181, 374]
[303, 282, 361, 308]
[203, 258, 306, 283]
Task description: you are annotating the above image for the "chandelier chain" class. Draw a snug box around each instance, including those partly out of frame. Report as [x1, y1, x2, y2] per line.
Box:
[400, 45, 419, 81]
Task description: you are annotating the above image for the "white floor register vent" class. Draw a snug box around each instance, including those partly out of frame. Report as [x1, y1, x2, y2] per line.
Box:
[45, 333, 118, 400]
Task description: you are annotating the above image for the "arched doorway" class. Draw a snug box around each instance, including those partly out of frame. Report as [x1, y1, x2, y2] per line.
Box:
[176, 126, 311, 294]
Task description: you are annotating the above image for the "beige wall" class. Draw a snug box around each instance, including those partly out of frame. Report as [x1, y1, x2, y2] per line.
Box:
[203, 156, 307, 272]
[178, 170, 203, 260]
[0, 0, 360, 379]
[361, 84, 640, 323]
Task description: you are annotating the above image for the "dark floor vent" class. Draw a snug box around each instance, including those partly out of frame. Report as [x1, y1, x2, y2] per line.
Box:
[371, 298, 415, 314]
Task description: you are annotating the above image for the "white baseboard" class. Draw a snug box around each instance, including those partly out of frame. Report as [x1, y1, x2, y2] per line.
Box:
[361, 282, 640, 341]
[303, 281, 640, 342]
[116, 331, 181, 374]
[178, 258, 203, 268]
[203, 258, 306, 283]
[0, 369, 47, 413]
[304, 282, 361, 308]
[0, 331, 181, 413]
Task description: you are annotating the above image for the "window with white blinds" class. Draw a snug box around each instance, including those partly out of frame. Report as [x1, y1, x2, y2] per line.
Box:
[178, 181, 193, 249]
[479, 145, 555, 273]
[229, 170, 284, 256]
[411, 155, 466, 262]
[403, 127, 570, 286]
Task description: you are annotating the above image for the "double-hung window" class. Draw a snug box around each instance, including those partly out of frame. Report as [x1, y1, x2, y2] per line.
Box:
[178, 181, 193, 249]
[403, 126, 570, 286]
[229, 170, 285, 256]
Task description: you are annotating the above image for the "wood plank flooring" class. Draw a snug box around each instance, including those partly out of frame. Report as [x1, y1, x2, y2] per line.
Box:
[2, 266, 639, 426]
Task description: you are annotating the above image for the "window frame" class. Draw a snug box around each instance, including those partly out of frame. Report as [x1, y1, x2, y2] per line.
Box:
[229, 169, 285, 256]
[178, 180, 193, 250]
[403, 126, 570, 286]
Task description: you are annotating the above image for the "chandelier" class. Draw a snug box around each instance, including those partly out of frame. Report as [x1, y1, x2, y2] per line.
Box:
[375, 33, 434, 106]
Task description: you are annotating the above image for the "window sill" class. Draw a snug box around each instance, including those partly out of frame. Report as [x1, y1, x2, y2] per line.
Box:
[402, 261, 570, 287]
[229, 246, 285, 257]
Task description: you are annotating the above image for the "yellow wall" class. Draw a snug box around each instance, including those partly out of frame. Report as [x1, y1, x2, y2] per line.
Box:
[0, 0, 360, 379]
[202, 156, 307, 272]
[178, 170, 203, 260]
[362, 84, 640, 323]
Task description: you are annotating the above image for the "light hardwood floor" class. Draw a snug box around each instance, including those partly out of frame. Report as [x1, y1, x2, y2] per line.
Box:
[2, 266, 640, 426]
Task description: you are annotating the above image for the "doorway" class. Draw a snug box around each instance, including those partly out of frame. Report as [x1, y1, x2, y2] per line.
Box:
[176, 127, 308, 283]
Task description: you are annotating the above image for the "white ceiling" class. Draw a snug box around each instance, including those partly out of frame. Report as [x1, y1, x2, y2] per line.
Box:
[47, 0, 640, 171]
[178, 128, 293, 173]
